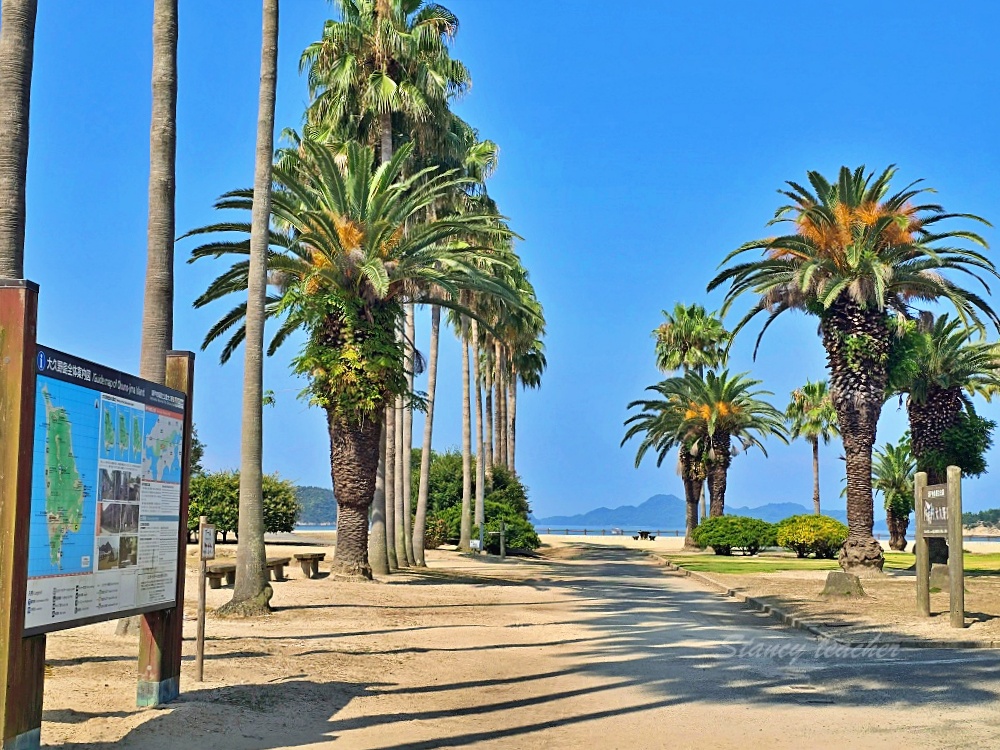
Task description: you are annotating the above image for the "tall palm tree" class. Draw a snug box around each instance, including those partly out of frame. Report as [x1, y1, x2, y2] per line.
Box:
[187, 140, 517, 577]
[0, 0, 37, 278]
[709, 165, 999, 573]
[217, 0, 280, 617]
[872, 438, 915, 551]
[786, 379, 839, 515]
[624, 370, 787, 542]
[889, 313, 1000, 562]
[412, 303, 440, 565]
[653, 303, 729, 521]
[300, 0, 468, 163]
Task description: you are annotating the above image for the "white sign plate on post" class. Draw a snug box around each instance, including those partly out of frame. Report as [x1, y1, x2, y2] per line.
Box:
[201, 526, 216, 561]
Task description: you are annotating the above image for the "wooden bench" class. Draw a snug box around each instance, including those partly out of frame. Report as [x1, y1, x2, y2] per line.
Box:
[206, 562, 236, 589]
[294, 552, 326, 578]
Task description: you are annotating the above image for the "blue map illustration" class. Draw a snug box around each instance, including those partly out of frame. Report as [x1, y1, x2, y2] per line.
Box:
[27, 377, 100, 579]
[142, 411, 183, 483]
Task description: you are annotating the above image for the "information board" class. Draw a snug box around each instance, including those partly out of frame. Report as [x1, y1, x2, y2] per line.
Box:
[24, 346, 187, 636]
[921, 483, 949, 537]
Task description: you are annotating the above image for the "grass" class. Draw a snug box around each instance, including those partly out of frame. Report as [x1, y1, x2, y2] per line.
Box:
[663, 550, 1000, 575]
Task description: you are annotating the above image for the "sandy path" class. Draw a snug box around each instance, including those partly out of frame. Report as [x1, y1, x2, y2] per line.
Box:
[37, 542, 1000, 749]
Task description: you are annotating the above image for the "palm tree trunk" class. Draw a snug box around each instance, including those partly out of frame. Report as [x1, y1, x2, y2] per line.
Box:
[822, 300, 887, 573]
[909, 387, 959, 565]
[0, 0, 37, 278]
[413, 305, 440, 566]
[402, 305, 416, 565]
[495, 343, 508, 468]
[698, 481, 707, 521]
[887, 507, 909, 551]
[393, 393, 407, 566]
[327, 409, 381, 579]
[118, 0, 178, 634]
[484, 358, 494, 473]
[379, 110, 392, 165]
[507, 378, 516, 472]
[680, 449, 699, 548]
[384, 402, 398, 570]
[219, 0, 279, 617]
[707, 434, 732, 517]
[812, 437, 821, 515]
[459, 318, 472, 550]
[138, 0, 179, 386]
[368, 424, 389, 575]
[472, 320, 485, 526]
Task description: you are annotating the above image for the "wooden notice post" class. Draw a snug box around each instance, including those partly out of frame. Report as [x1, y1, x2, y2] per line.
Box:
[0, 280, 45, 750]
[914, 465, 964, 628]
[136, 351, 195, 706]
[196, 516, 215, 682]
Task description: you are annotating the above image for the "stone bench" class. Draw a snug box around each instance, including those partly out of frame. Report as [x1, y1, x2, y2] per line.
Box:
[205, 557, 292, 588]
[294, 552, 326, 579]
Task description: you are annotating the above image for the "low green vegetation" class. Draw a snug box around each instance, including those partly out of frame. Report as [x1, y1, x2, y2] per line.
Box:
[775, 515, 848, 559]
[189, 470, 299, 541]
[665, 551, 1000, 575]
[963, 508, 1000, 527]
[691, 516, 776, 556]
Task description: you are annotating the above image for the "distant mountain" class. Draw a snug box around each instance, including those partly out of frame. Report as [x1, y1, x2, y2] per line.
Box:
[295, 485, 337, 525]
[533, 495, 891, 533]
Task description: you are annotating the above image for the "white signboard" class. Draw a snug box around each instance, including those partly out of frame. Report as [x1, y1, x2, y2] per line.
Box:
[201, 526, 216, 561]
[24, 346, 186, 636]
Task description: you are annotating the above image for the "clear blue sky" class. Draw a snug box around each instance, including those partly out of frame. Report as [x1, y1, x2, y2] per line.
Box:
[18, 1, 1000, 517]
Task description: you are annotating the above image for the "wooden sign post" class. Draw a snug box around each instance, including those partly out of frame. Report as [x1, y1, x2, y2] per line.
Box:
[196, 516, 215, 682]
[914, 465, 965, 627]
[0, 281, 45, 750]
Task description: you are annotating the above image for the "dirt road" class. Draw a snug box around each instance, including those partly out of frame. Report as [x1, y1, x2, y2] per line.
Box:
[39, 543, 1000, 749]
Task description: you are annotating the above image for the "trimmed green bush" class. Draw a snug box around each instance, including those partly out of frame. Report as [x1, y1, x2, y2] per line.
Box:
[691, 516, 776, 556]
[189, 470, 299, 540]
[776, 514, 848, 559]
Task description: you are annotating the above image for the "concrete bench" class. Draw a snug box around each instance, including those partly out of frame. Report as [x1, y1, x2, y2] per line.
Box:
[294, 552, 326, 578]
[206, 562, 236, 589]
[266, 556, 292, 582]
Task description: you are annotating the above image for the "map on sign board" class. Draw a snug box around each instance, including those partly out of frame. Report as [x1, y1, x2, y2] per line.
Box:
[24, 346, 187, 636]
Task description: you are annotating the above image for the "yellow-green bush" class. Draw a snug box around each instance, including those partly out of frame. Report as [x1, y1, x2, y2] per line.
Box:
[775, 514, 847, 558]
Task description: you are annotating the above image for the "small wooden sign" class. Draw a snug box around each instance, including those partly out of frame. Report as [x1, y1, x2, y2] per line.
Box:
[921, 484, 948, 537]
[201, 525, 216, 560]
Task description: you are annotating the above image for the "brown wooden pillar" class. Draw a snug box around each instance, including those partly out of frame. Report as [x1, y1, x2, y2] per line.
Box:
[0, 280, 45, 750]
[136, 351, 194, 706]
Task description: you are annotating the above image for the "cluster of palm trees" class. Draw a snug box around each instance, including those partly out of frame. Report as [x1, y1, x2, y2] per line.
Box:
[188, 0, 545, 602]
[628, 165, 1000, 574]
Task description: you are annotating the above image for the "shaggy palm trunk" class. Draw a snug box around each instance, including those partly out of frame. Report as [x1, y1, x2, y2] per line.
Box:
[327, 410, 382, 579]
[379, 110, 392, 165]
[119, 0, 178, 634]
[698, 482, 707, 521]
[887, 507, 909, 551]
[219, 0, 279, 617]
[393, 393, 407, 566]
[508, 379, 516, 473]
[413, 305, 440, 566]
[138, 0, 178, 386]
[679, 449, 700, 548]
[909, 386, 962, 565]
[0, 0, 36, 278]
[707, 434, 731, 517]
[484, 362, 494, 472]
[459, 318, 473, 550]
[402, 305, 416, 565]
[384, 402, 398, 570]
[368, 424, 389, 575]
[822, 300, 888, 574]
[472, 320, 485, 526]
[811, 437, 821, 515]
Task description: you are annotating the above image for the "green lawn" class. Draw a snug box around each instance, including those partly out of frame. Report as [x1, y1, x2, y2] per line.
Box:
[663, 551, 1000, 575]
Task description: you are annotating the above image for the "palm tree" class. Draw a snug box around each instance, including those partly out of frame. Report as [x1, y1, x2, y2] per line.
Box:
[300, 0, 468, 163]
[709, 165, 999, 573]
[889, 313, 1000, 562]
[217, 0, 280, 617]
[187, 140, 517, 578]
[653, 303, 729, 521]
[412, 303, 440, 565]
[786, 380, 839, 515]
[872, 439, 915, 551]
[0, 0, 37, 278]
[624, 370, 787, 542]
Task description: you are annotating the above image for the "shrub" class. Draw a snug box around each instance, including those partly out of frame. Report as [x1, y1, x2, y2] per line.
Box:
[776, 514, 848, 558]
[189, 470, 300, 540]
[423, 515, 450, 549]
[691, 516, 776, 556]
